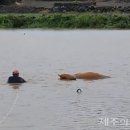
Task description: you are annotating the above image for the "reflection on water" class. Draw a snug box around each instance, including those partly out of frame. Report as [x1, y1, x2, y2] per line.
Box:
[9, 84, 22, 90]
[0, 30, 130, 130]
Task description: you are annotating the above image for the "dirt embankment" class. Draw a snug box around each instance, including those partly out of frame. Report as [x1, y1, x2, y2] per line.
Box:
[0, 5, 45, 13]
[51, 2, 130, 13]
[1, 1, 130, 13]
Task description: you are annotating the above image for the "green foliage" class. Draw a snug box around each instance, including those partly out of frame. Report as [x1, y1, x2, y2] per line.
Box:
[0, 13, 130, 29]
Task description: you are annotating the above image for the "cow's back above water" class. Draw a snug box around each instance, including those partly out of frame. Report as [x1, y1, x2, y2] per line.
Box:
[74, 72, 110, 80]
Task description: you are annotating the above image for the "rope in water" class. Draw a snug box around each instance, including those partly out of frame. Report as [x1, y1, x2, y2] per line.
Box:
[0, 90, 19, 125]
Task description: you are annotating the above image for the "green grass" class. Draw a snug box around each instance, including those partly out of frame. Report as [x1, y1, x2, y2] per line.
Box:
[0, 12, 130, 29]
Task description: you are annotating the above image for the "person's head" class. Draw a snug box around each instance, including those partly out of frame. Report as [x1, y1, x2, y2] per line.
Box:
[12, 70, 19, 76]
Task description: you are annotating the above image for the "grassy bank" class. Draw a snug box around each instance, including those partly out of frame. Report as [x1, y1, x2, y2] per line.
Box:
[0, 13, 130, 29]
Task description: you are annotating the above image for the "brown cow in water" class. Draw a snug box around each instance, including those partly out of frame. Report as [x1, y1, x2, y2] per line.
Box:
[58, 74, 76, 80]
[74, 72, 110, 80]
[58, 72, 110, 80]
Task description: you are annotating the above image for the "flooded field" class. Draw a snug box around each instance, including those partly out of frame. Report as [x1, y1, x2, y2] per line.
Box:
[0, 30, 130, 130]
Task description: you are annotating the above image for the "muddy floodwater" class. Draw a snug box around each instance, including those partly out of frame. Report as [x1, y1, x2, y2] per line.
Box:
[0, 30, 130, 130]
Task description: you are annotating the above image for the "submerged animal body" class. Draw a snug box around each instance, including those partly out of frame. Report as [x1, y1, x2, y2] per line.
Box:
[74, 72, 110, 80]
[58, 74, 76, 80]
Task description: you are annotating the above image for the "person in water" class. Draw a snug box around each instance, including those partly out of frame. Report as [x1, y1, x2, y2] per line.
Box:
[8, 70, 26, 83]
